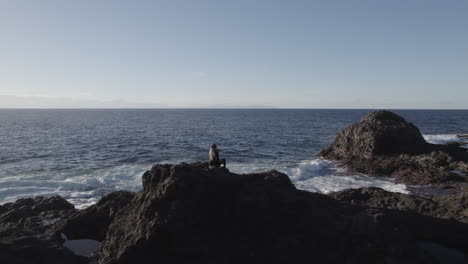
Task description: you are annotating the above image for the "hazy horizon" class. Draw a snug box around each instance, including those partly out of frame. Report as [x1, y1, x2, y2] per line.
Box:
[1, 94, 467, 110]
[1, 0, 467, 109]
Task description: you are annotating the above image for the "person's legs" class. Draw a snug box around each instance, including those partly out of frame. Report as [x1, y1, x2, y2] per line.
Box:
[209, 160, 221, 168]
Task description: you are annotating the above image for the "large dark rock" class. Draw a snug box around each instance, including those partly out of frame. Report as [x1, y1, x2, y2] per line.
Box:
[0, 196, 87, 264]
[58, 191, 134, 241]
[0, 196, 74, 226]
[319, 110, 429, 159]
[98, 162, 468, 264]
[319, 110, 468, 184]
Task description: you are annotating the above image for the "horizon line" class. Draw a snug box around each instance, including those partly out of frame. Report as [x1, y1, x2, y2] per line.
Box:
[1, 107, 467, 111]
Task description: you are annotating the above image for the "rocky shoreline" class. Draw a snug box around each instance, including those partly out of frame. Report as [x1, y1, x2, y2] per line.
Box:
[1, 110, 467, 263]
[319, 110, 468, 186]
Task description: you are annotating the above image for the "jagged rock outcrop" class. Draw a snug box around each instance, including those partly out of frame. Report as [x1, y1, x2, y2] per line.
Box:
[319, 110, 468, 184]
[58, 191, 134, 241]
[330, 187, 468, 224]
[331, 187, 468, 262]
[98, 162, 468, 264]
[0, 196, 87, 264]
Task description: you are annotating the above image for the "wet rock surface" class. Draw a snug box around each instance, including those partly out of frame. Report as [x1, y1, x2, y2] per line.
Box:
[2, 163, 468, 263]
[0, 196, 87, 264]
[319, 110, 468, 185]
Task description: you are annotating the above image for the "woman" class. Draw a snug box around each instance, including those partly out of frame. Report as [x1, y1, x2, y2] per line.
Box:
[209, 144, 226, 168]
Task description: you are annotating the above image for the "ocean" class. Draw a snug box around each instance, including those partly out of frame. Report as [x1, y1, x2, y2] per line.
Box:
[1, 109, 467, 209]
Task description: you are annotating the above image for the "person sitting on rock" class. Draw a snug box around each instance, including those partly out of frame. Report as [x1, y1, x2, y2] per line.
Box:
[209, 144, 226, 168]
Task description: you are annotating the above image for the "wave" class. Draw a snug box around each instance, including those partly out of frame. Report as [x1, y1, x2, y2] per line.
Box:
[423, 134, 463, 145]
[1, 158, 409, 209]
[284, 159, 408, 194]
[0, 164, 148, 209]
[230, 158, 408, 195]
[287, 159, 333, 181]
[293, 173, 409, 194]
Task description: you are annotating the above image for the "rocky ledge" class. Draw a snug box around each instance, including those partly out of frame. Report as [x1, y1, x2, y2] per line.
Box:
[0, 196, 87, 264]
[319, 110, 468, 185]
[2, 162, 468, 263]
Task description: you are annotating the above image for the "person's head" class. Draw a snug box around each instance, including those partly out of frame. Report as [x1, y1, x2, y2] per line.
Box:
[211, 144, 217, 149]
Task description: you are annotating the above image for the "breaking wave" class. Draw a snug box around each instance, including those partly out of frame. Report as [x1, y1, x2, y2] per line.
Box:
[423, 134, 463, 145]
[285, 158, 408, 194]
[0, 164, 147, 209]
[0, 158, 410, 209]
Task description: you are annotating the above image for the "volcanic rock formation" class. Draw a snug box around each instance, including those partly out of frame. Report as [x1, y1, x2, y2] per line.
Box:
[0, 196, 86, 264]
[97, 163, 467, 263]
[3, 162, 468, 263]
[319, 110, 468, 184]
[57, 191, 134, 241]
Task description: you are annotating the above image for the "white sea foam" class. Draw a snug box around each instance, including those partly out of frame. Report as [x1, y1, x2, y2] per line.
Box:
[293, 173, 409, 194]
[231, 158, 408, 194]
[423, 134, 462, 145]
[284, 159, 408, 194]
[0, 164, 148, 209]
[287, 159, 332, 181]
[0, 158, 409, 210]
[0, 157, 193, 209]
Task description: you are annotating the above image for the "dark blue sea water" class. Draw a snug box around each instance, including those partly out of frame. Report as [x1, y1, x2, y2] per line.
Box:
[1, 109, 467, 208]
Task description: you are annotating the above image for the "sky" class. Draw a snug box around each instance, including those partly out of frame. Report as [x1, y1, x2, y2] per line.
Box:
[0, 0, 467, 109]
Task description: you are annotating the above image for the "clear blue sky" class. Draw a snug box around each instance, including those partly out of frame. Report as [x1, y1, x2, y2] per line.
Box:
[1, 0, 467, 108]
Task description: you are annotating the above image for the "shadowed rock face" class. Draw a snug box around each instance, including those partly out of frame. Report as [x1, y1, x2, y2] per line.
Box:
[320, 110, 429, 159]
[330, 187, 468, 224]
[0, 196, 87, 264]
[57, 191, 134, 241]
[98, 162, 467, 264]
[331, 187, 468, 261]
[319, 110, 468, 185]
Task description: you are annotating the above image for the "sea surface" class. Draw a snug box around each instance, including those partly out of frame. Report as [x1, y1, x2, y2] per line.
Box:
[1, 109, 467, 209]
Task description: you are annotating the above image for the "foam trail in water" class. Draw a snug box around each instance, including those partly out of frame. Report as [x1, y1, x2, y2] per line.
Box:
[231, 158, 408, 194]
[1, 158, 409, 209]
[287, 159, 331, 181]
[0, 157, 196, 209]
[284, 159, 408, 194]
[293, 174, 408, 194]
[0, 164, 148, 209]
[423, 134, 461, 144]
